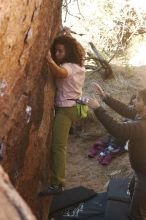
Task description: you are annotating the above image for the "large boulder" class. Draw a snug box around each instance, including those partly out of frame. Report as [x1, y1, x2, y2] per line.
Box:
[0, 166, 36, 220]
[0, 0, 62, 219]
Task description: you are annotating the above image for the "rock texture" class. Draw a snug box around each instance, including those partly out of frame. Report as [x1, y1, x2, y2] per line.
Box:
[0, 166, 36, 220]
[0, 0, 62, 219]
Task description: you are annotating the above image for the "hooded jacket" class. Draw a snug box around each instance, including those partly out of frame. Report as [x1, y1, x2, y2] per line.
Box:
[94, 96, 146, 173]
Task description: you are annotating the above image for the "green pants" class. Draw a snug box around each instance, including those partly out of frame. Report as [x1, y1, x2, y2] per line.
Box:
[50, 106, 79, 186]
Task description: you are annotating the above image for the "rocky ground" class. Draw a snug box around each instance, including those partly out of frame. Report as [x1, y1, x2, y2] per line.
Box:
[65, 63, 146, 192]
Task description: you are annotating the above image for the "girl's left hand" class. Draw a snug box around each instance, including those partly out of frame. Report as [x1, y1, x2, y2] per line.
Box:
[46, 51, 54, 63]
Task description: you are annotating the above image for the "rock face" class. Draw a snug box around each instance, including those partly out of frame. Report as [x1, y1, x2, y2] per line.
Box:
[0, 0, 62, 219]
[0, 166, 36, 220]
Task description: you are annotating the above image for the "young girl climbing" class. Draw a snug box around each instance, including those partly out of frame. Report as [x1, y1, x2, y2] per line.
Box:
[39, 34, 86, 196]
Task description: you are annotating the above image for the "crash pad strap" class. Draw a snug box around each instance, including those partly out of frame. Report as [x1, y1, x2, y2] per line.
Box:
[107, 178, 130, 203]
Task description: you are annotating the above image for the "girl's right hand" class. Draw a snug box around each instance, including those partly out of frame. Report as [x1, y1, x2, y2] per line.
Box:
[62, 26, 72, 36]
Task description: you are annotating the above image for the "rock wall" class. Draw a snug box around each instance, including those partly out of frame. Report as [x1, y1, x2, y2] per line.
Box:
[0, 166, 36, 220]
[0, 0, 62, 219]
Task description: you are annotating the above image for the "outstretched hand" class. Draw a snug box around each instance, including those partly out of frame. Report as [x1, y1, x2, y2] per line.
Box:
[91, 82, 106, 99]
[87, 97, 100, 109]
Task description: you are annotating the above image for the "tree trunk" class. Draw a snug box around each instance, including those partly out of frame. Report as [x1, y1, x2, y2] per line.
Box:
[0, 0, 62, 219]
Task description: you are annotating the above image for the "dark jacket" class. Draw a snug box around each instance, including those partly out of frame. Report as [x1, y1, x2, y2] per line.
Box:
[94, 96, 146, 173]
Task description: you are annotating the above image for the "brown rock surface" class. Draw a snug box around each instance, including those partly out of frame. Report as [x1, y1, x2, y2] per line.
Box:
[0, 0, 62, 219]
[0, 166, 36, 220]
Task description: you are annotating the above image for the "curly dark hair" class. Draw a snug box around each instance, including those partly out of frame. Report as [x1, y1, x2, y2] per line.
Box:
[51, 35, 85, 67]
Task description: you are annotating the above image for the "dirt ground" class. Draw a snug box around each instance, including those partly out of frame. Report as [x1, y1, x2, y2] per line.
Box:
[65, 64, 146, 192]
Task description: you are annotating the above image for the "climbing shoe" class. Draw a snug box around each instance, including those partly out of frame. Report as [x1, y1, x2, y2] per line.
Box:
[38, 185, 63, 197]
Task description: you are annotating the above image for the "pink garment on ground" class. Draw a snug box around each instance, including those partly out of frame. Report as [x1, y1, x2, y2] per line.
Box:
[55, 63, 85, 107]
